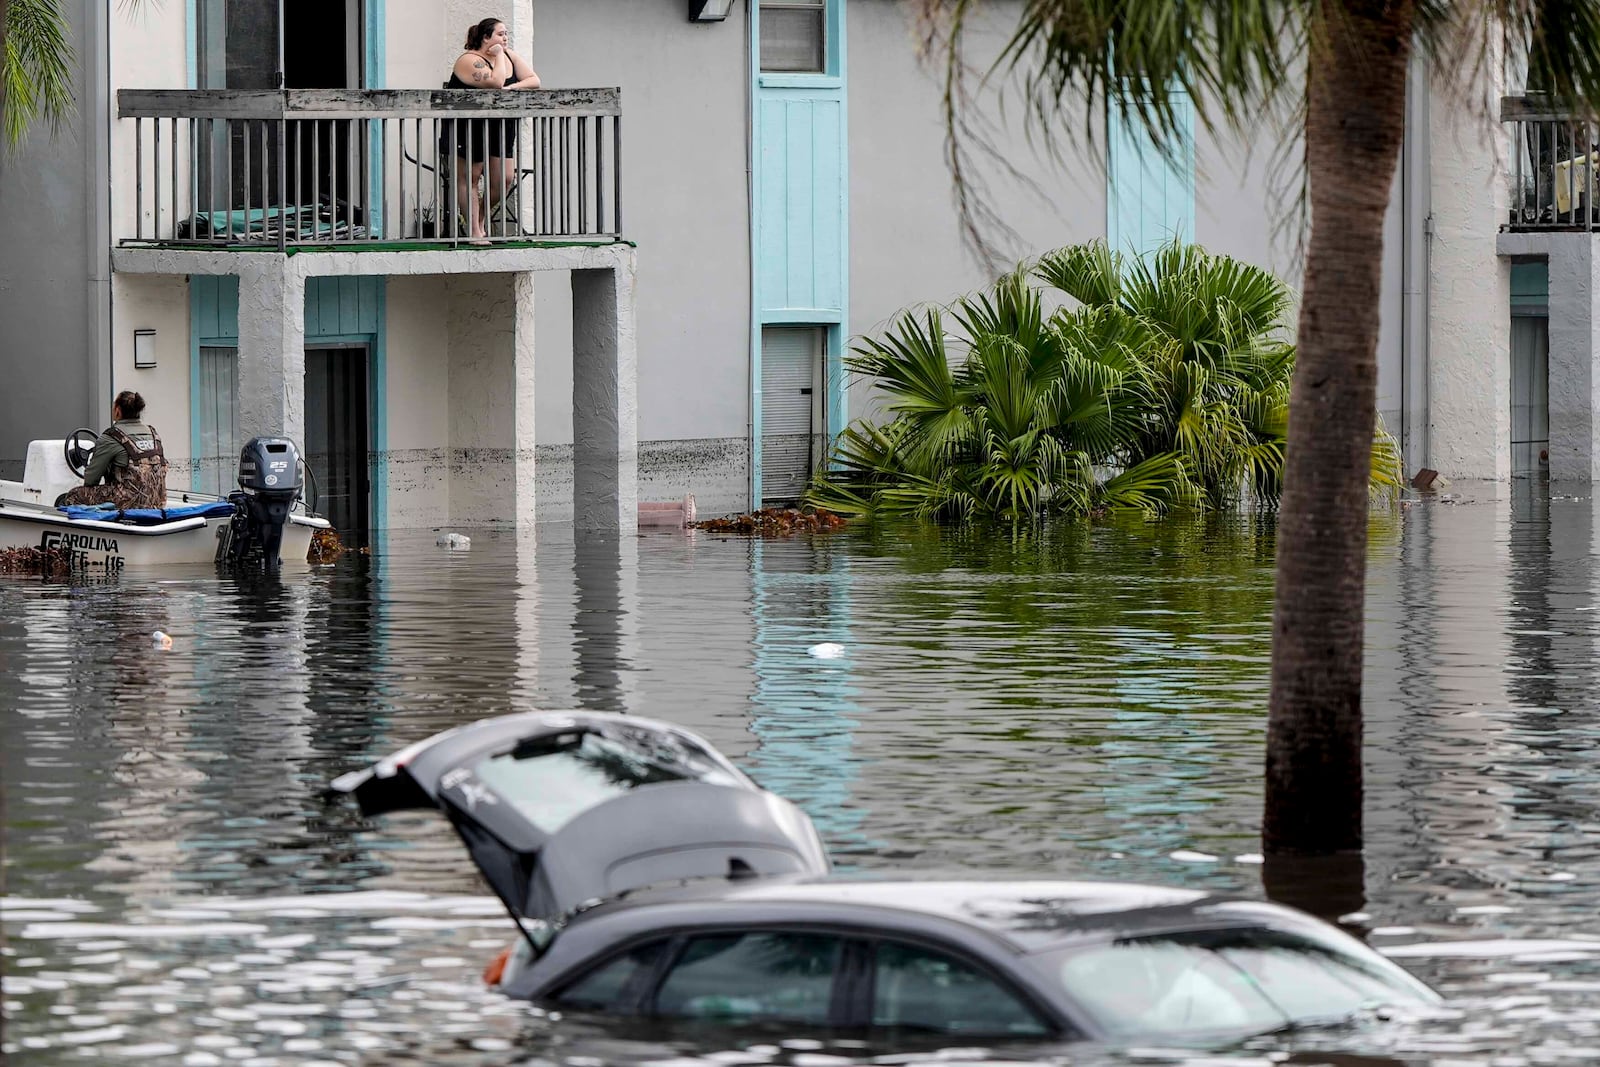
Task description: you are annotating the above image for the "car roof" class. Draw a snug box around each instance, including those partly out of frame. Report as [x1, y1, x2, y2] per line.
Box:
[567, 874, 1251, 952]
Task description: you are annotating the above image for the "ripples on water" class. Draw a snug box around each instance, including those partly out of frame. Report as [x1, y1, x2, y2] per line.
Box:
[6, 483, 1600, 1064]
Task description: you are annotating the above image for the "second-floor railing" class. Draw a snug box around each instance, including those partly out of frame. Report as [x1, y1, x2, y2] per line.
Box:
[118, 88, 622, 248]
[1505, 94, 1599, 232]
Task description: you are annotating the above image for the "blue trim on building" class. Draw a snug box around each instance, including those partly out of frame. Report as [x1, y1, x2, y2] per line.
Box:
[365, 0, 386, 231]
[750, 0, 849, 504]
[185, 0, 197, 88]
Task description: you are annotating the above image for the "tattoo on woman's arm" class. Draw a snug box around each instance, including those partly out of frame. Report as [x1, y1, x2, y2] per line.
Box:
[472, 59, 494, 83]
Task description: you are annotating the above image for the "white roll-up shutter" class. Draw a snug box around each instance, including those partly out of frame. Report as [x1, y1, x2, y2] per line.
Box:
[761, 326, 823, 504]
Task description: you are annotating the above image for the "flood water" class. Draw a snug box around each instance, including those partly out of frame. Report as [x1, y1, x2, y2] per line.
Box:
[6, 482, 1600, 1065]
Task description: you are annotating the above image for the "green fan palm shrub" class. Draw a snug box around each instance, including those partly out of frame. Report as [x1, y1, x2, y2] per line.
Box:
[808, 240, 1400, 521]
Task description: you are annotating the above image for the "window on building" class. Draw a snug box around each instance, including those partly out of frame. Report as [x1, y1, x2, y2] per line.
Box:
[760, 0, 827, 74]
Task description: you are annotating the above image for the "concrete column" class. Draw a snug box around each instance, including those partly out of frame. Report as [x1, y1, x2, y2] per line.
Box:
[514, 271, 539, 527]
[235, 257, 307, 446]
[1544, 237, 1600, 479]
[446, 274, 517, 524]
[1427, 66, 1511, 480]
[572, 261, 638, 531]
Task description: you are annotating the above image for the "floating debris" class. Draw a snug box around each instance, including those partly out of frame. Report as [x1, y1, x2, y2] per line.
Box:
[807, 642, 846, 660]
[437, 532, 472, 550]
[151, 630, 173, 650]
[0, 545, 74, 578]
[308, 527, 347, 563]
[692, 508, 847, 537]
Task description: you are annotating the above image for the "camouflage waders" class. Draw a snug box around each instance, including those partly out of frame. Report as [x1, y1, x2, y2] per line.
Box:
[60, 425, 169, 510]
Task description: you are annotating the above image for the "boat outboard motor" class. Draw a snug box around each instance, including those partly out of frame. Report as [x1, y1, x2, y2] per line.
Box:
[217, 437, 304, 573]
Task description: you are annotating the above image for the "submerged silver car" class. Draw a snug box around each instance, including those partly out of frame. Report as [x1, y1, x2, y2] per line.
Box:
[332, 711, 1439, 1043]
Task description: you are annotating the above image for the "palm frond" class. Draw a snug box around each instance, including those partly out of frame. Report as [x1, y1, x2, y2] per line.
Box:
[3, 0, 76, 148]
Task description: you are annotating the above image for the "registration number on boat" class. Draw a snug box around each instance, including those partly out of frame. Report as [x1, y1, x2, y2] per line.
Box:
[39, 531, 126, 572]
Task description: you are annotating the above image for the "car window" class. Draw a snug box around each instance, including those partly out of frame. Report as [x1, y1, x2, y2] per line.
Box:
[552, 940, 668, 1012]
[1056, 938, 1284, 1036]
[1051, 927, 1436, 1038]
[472, 729, 743, 834]
[872, 940, 1050, 1037]
[654, 932, 841, 1025]
[1213, 928, 1431, 1020]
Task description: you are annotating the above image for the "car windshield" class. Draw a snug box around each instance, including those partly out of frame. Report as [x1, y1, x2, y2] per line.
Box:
[472, 728, 742, 834]
[1046, 926, 1435, 1038]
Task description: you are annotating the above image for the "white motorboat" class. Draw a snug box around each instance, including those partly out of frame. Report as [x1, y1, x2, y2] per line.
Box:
[0, 433, 331, 572]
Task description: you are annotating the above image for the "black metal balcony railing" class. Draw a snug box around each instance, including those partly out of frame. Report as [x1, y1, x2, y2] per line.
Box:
[118, 88, 621, 248]
[1504, 94, 1600, 232]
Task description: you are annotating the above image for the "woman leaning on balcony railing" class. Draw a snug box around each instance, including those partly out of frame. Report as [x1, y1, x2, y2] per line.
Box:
[440, 17, 541, 243]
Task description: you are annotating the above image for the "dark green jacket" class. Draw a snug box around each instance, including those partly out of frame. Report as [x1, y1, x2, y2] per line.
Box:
[83, 419, 156, 486]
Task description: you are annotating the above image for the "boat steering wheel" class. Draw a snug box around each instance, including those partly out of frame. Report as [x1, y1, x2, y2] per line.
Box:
[65, 428, 100, 477]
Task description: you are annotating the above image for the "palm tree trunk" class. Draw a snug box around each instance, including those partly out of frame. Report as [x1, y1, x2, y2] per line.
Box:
[1264, 0, 1415, 856]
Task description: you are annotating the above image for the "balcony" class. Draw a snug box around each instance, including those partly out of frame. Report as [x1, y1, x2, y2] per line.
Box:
[117, 88, 622, 249]
[1504, 94, 1600, 232]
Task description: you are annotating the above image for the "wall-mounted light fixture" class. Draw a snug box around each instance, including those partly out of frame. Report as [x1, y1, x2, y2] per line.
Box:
[689, 0, 736, 21]
[133, 329, 157, 369]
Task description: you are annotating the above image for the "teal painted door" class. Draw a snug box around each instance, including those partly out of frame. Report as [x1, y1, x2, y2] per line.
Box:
[1107, 90, 1194, 259]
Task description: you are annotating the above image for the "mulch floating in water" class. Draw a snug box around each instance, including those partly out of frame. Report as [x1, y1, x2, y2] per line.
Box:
[691, 507, 848, 536]
[0, 545, 75, 578]
[308, 527, 348, 563]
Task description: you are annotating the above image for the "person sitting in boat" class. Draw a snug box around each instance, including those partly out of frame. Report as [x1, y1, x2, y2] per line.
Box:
[57, 390, 169, 510]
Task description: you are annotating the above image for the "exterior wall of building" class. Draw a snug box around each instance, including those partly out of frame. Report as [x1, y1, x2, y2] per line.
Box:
[383, 275, 453, 527]
[1430, 68, 1512, 480]
[113, 275, 194, 466]
[845, 0, 1107, 427]
[0, 0, 103, 479]
[523, 0, 755, 516]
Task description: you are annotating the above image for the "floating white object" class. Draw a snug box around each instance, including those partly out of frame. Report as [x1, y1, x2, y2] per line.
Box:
[807, 642, 846, 660]
[151, 630, 173, 650]
[1169, 849, 1218, 863]
[436, 532, 471, 549]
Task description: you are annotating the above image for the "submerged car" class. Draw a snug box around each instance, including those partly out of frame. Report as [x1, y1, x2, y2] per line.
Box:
[331, 711, 1439, 1043]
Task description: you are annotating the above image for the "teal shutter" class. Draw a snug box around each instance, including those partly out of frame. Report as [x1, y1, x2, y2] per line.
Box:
[1107, 89, 1195, 259]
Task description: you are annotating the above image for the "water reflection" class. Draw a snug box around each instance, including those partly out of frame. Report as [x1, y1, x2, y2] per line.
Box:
[748, 539, 868, 851]
[6, 493, 1600, 1063]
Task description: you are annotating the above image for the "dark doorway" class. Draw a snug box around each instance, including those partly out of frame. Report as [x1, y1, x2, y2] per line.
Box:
[193, 0, 361, 228]
[304, 345, 371, 543]
[285, 0, 361, 230]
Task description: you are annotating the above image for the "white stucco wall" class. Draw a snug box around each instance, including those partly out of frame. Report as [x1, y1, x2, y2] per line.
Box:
[528, 0, 751, 448]
[107, 0, 188, 397]
[447, 273, 519, 523]
[110, 274, 192, 461]
[1428, 66, 1512, 480]
[846, 1, 1105, 427]
[384, 275, 453, 527]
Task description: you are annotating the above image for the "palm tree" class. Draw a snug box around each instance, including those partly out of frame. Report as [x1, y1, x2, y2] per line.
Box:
[809, 240, 1399, 523]
[0, 0, 75, 148]
[910, 0, 1600, 856]
[810, 262, 1197, 521]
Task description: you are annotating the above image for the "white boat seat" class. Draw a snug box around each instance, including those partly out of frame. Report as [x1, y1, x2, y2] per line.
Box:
[21, 440, 83, 507]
